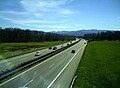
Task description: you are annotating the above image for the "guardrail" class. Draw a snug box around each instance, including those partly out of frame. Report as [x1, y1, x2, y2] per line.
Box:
[0, 40, 80, 81]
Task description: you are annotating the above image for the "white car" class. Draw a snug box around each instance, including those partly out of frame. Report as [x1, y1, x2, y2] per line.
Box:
[35, 51, 41, 56]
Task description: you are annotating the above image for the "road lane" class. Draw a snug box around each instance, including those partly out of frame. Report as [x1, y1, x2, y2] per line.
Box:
[0, 41, 72, 72]
[0, 40, 85, 88]
[50, 44, 86, 88]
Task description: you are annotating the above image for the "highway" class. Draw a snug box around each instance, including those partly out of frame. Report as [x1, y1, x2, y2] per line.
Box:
[0, 40, 87, 88]
[0, 41, 74, 72]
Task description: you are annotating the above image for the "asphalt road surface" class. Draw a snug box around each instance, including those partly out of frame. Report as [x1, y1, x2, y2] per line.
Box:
[0, 41, 75, 72]
[0, 39, 87, 88]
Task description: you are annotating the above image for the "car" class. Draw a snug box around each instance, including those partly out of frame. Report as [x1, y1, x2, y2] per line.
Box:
[19, 87, 28, 88]
[53, 47, 57, 50]
[67, 43, 69, 46]
[35, 51, 41, 56]
[61, 45, 63, 47]
[71, 50, 75, 53]
[48, 47, 52, 50]
[61, 44, 64, 47]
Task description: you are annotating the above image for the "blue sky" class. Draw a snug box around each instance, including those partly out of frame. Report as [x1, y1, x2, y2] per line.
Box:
[0, 0, 120, 32]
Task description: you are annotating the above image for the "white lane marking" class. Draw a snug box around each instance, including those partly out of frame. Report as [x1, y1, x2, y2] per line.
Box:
[47, 45, 86, 88]
[70, 76, 77, 88]
[49, 64, 54, 68]
[0, 41, 84, 86]
[47, 54, 71, 75]
[24, 79, 33, 87]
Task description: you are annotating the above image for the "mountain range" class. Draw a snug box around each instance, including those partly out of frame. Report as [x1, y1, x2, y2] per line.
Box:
[51, 29, 108, 36]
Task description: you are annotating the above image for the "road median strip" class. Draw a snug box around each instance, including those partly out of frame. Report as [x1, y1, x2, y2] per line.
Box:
[0, 40, 80, 82]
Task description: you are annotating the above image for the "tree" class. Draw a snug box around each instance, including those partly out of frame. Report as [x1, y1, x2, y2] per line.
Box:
[0, 27, 75, 43]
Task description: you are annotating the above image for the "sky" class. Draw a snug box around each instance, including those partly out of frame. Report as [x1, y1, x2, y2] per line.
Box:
[0, 0, 120, 32]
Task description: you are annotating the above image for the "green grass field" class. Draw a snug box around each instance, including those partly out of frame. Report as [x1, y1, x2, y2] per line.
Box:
[73, 41, 120, 88]
[0, 41, 66, 59]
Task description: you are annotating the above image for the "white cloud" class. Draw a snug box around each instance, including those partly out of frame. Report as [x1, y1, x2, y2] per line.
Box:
[33, 25, 68, 29]
[0, 10, 26, 15]
[1, 17, 69, 30]
[0, 0, 76, 31]
[59, 9, 75, 15]
[20, 0, 75, 15]
[2, 17, 65, 25]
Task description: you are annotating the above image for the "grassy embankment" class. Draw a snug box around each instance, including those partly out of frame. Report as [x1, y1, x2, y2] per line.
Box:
[0, 41, 67, 59]
[74, 41, 120, 88]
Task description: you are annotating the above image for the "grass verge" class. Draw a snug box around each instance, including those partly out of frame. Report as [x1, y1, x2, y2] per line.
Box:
[0, 41, 67, 59]
[73, 41, 120, 88]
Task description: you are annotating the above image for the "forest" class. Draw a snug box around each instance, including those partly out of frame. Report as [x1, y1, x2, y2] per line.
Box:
[0, 27, 75, 43]
[84, 31, 120, 41]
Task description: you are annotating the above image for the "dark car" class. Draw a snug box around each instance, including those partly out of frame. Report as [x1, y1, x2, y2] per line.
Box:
[48, 47, 52, 50]
[70, 41, 72, 44]
[53, 47, 57, 50]
[71, 50, 75, 53]
[61, 45, 63, 47]
[67, 43, 69, 46]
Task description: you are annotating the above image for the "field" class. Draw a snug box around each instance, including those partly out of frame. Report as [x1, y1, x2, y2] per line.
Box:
[73, 41, 120, 88]
[0, 41, 66, 59]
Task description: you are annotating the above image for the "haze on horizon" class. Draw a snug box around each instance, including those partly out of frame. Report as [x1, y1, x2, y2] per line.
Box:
[0, 0, 120, 32]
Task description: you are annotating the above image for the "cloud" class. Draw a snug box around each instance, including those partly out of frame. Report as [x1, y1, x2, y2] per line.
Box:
[0, 10, 44, 17]
[1, 17, 69, 30]
[33, 25, 68, 29]
[20, 0, 75, 15]
[59, 9, 75, 15]
[0, 10, 26, 15]
[2, 17, 66, 25]
[0, 0, 76, 31]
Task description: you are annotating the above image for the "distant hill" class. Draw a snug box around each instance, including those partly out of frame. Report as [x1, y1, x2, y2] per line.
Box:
[51, 29, 107, 36]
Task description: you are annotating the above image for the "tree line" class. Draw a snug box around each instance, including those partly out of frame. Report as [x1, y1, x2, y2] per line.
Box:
[83, 31, 120, 41]
[0, 27, 75, 43]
